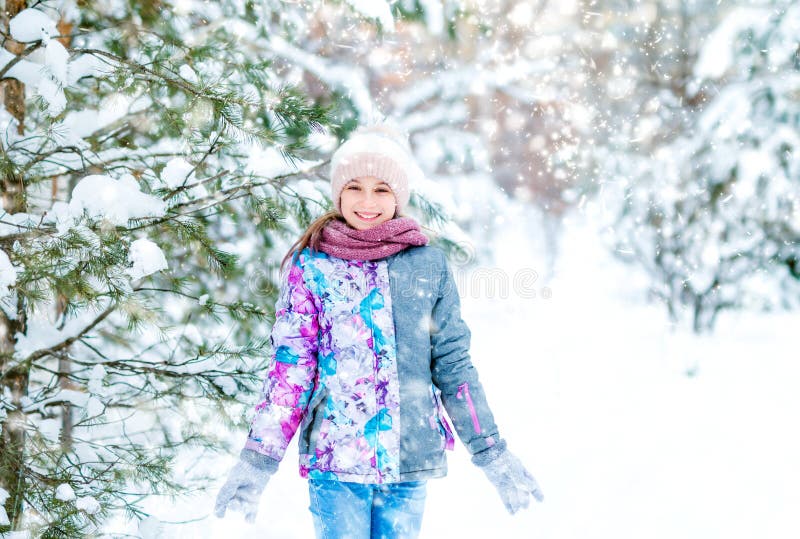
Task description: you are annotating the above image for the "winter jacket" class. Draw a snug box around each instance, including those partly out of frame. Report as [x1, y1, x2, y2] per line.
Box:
[244, 245, 501, 484]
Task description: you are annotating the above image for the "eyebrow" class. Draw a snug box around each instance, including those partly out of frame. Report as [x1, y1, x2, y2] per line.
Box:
[346, 179, 391, 187]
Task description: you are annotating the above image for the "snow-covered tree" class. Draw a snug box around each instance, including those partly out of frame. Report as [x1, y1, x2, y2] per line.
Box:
[0, 1, 333, 535]
[605, 1, 800, 333]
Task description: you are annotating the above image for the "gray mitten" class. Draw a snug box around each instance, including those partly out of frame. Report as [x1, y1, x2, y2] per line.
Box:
[214, 449, 278, 522]
[473, 440, 544, 514]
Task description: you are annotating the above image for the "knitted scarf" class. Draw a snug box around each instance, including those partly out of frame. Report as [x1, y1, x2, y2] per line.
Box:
[318, 217, 429, 261]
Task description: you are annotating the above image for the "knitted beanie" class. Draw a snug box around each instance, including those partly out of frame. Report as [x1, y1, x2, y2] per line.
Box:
[329, 123, 423, 214]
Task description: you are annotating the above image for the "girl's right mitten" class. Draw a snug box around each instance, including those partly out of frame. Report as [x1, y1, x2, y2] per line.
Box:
[214, 449, 278, 523]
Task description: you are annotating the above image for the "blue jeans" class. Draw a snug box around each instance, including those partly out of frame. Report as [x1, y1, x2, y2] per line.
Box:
[308, 479, 427, 539]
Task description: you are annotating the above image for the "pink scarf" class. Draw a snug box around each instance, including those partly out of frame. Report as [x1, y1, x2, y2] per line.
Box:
[318, 218, 429, 261]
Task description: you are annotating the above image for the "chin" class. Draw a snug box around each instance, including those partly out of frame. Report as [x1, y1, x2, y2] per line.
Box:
[351, 222, 379, 230]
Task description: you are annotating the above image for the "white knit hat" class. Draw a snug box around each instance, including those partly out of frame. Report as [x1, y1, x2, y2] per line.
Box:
[329, 123, 423, 214]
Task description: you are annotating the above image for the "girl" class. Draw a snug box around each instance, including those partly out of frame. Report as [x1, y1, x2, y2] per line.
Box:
[215, 124, 543, 538]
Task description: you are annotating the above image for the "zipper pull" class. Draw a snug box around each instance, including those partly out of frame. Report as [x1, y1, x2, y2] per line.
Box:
[457, 381, 481, 434]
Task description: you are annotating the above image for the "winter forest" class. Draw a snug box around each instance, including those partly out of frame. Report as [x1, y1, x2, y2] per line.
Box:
[0, 0, 798, 537]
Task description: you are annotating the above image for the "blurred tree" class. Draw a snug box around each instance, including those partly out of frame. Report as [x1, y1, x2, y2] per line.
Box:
[598, 1, 800, 333]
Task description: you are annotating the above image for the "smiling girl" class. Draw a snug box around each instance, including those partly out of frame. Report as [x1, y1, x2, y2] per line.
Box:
[215, 124, 543, 538]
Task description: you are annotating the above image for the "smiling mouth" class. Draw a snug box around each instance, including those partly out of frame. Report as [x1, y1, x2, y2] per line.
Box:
[355, 211, 381, 221]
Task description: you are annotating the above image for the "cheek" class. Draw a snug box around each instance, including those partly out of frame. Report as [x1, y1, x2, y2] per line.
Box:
[339, 192, 356, 211]
[381, 195, 397, 211]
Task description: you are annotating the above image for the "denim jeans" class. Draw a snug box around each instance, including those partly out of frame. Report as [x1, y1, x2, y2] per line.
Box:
[307, 479, 427, 539]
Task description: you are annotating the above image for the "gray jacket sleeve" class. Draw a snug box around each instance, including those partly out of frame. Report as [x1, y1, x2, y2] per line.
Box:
[429, 250, 501, 455]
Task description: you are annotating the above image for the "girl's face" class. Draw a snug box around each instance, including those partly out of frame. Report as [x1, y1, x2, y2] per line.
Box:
[339, 176, 397, 230]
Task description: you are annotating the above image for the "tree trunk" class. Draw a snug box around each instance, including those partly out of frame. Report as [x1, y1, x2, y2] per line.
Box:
[0, 0, 28, 531]
[57, 166, 80, 453]
[2, 0, 28, 135]
[0, 305, 28, 531]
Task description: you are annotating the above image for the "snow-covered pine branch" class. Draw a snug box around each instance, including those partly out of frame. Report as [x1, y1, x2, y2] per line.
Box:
[0, 2, 335, 536]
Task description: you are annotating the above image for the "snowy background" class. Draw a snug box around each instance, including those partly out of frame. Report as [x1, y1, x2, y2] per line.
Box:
[1, 0, 799, 537]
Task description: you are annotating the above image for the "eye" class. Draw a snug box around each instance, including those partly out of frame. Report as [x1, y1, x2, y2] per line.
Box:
[346, 184, 361, 191]
[376, 187, 391, 193]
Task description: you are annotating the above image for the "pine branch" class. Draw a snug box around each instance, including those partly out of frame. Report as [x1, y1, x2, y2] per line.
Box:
[0, 40, 45, 80]
[127, 163, 328, 232]
[17, 304, 115, 366]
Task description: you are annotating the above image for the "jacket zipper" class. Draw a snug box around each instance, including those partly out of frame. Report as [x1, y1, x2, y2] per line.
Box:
[456, 382, 481, 434]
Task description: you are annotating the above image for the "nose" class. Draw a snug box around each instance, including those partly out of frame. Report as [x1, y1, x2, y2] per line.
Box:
[358, 190, 379, 207]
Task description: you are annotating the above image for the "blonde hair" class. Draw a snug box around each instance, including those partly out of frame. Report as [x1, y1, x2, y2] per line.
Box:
[280, 210, 342, 270]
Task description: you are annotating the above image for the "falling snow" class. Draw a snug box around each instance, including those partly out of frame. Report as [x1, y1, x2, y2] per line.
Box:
[2, 1, 798, 538]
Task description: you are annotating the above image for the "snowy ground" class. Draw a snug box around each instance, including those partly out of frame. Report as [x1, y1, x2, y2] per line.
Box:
[118, 206, 800, 538]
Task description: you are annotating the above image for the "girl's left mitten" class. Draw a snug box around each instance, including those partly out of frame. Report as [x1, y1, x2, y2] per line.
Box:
[473, 441, 544, 514]
[214, 449, 279, 523]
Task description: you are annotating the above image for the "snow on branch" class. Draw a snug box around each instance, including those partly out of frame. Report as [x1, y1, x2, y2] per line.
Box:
[268, 34, 374, 119]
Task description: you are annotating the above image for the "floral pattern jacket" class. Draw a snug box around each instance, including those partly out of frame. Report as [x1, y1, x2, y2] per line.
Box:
[245, 245, 500, 483]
